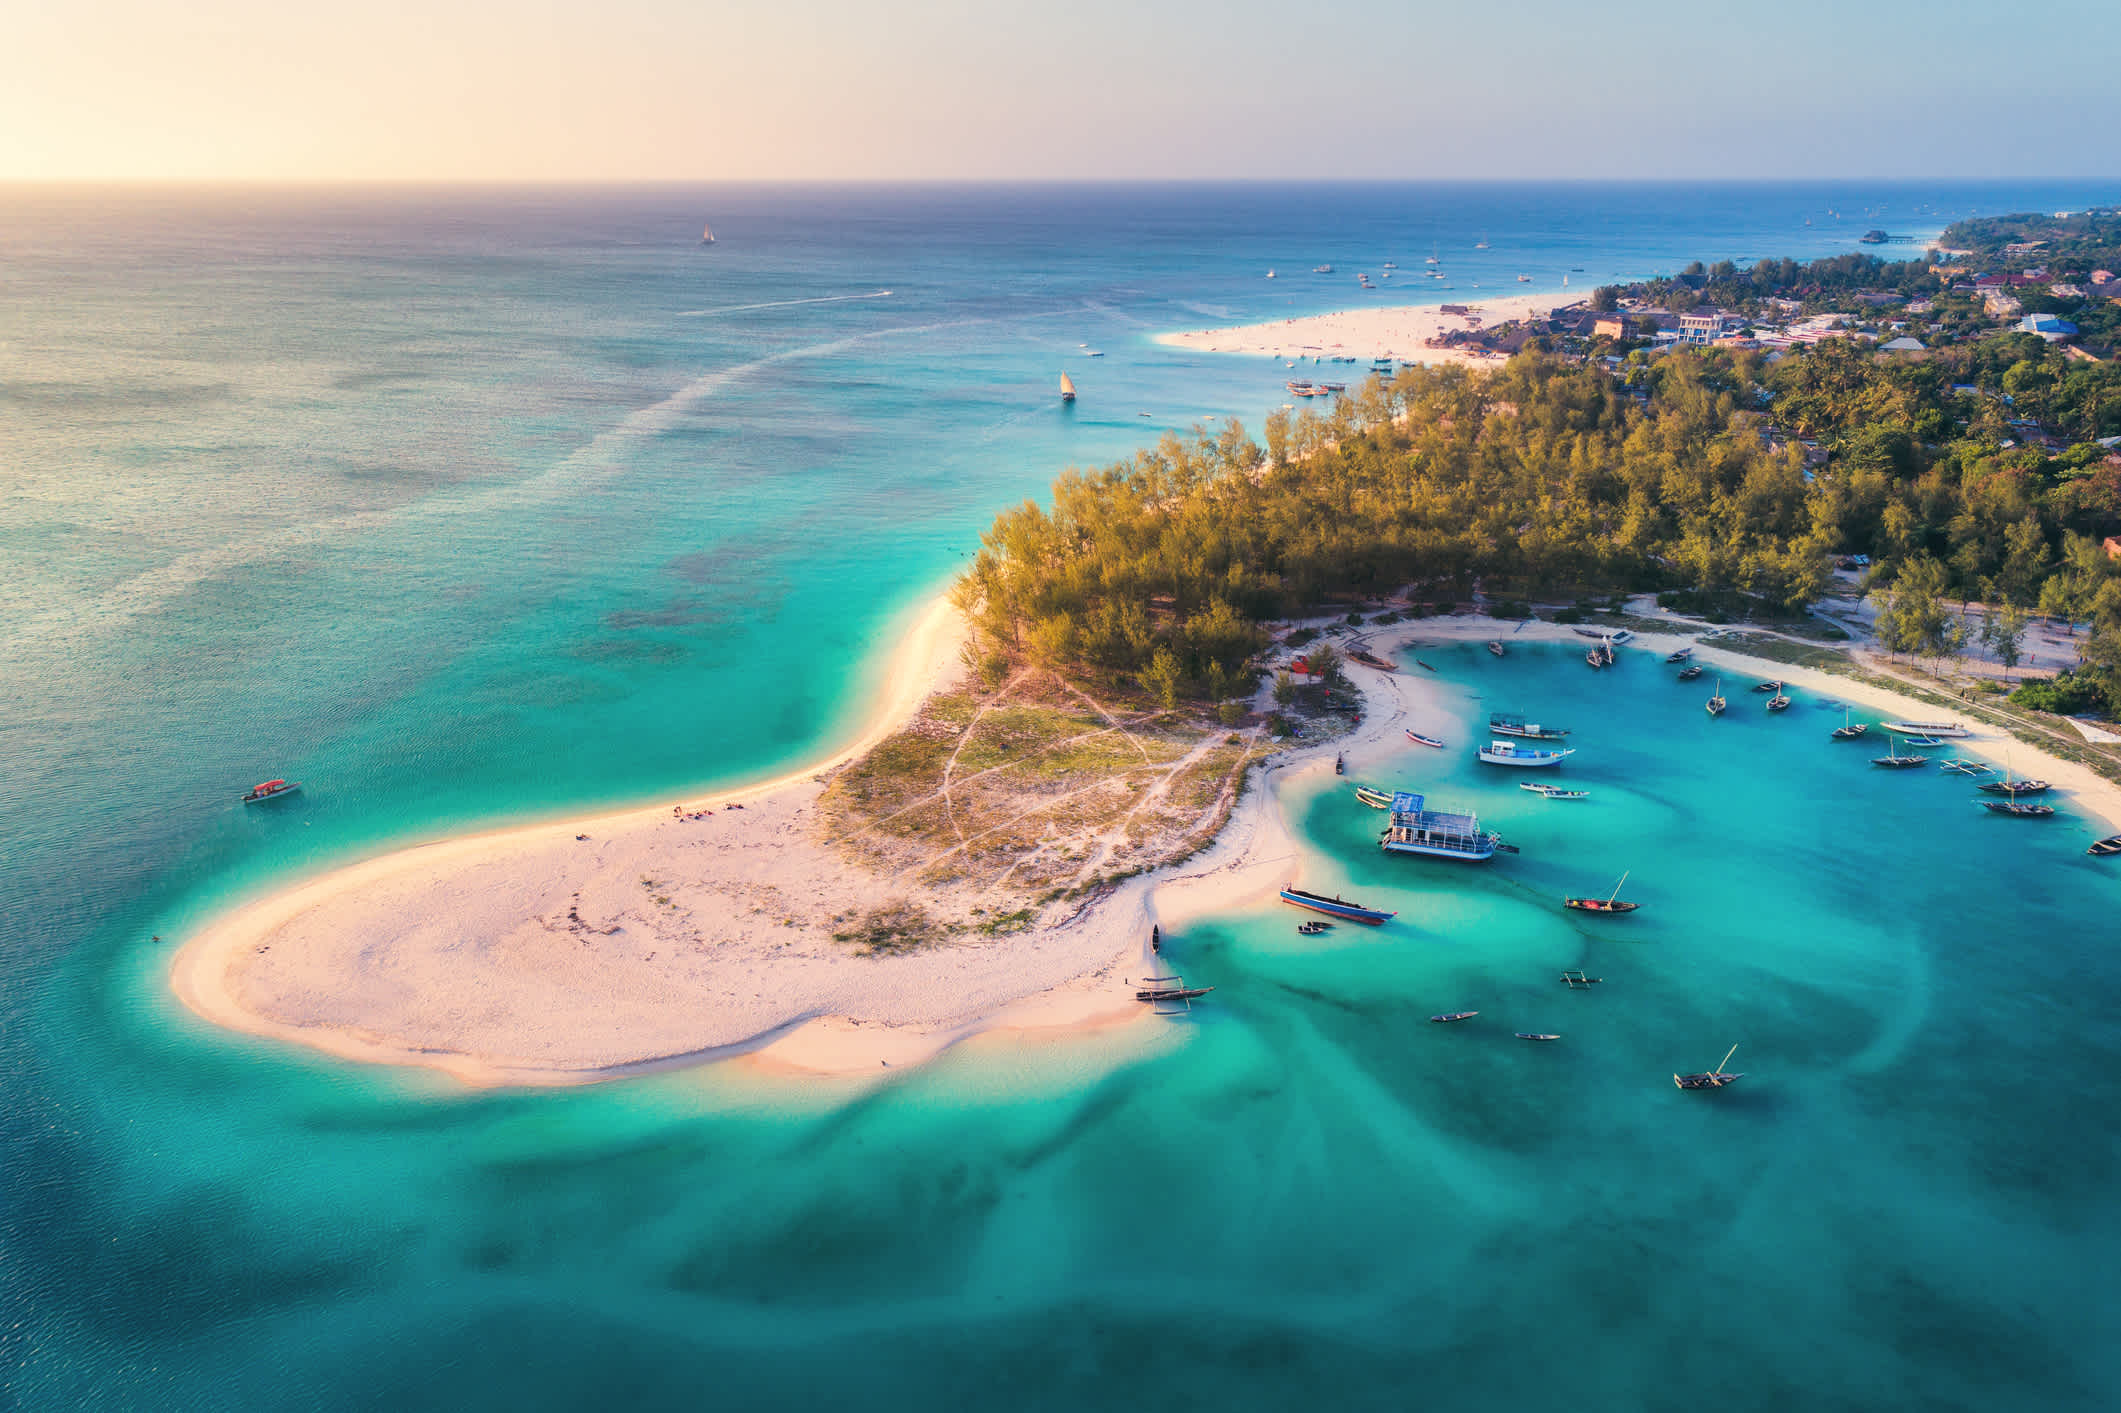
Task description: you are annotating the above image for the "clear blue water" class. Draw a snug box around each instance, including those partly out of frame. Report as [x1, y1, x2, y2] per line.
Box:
[5, 183, 2120, 1409]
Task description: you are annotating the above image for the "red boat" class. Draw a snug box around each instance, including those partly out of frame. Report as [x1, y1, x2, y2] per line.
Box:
[241, 778, 302, 805]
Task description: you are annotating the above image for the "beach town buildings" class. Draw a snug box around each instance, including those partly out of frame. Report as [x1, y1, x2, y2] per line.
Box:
[2020, 314, 2079, 342]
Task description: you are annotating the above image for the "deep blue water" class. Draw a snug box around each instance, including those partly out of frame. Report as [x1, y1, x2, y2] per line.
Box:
[4, 183, 2119, 1409]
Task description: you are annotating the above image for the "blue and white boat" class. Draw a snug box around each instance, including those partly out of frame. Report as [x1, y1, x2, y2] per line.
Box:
[1380, 792, 1503, 862]
[1477, 739, 1575, 768]
[1489, 712, 1569, 740]
[1278, 887, 1396, 925]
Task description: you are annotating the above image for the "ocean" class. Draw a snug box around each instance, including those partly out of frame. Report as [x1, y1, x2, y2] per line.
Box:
[4, 182, 2118, 1409]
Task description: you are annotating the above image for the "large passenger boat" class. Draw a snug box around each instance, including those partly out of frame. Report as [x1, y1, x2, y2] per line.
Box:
[1380, 792, 1504, 862]
[1478, 740, 1575, 768]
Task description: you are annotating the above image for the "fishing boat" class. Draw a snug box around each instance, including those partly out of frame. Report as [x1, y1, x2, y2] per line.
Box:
[1266, 269, 1276, 279]
[1405, 729, 1446, 749]
[1060, 372, 1076, 403]
[1349, 648, 1397, 670]
[1677, 663, 1704, 681]
[1871, 735, 1927, 768]
[700, 222, 715, 245]
[1297, 921, 1330, 935]
[1900, 734, 1947, 748]
[1279, 887, 1395, 925]
[1831, 708, 1867, 740]
[1380, 792, 1506, 862]
[1313, 264, 1334, 274]
[1489, 712, 1569, 740]
[2089, 835, 2121, 856]
[1765, 690, 1791, 713]
[1429, 1011, 1477, 1023]
[1478, 739, 1575, 768]
[1977, 776, 2050, 795]
[1415, 659, 1437, 672]
[241, 778, 301, 804]
[1706, 679, 1726, 716]
[1354, 785, 1395, 809]
[1675, 1045, 1744, 1090]
[1487, 641, 1505, 657]
[1940, 758, 1990, 775]
[1980, 800, 2056, 818]
[1751, 679, 1782, 693]
[1135, 978, 1214, 1002]
[1559, 970, 1602, 987]
[1882, 720, 1970, 738]
[1520, 782, 1588, 799]
[1515, 1033, 1562, 1041]
[1563, 871, 1637, 914]
[1665, 647, 1692, 663]
[1335, 752, 1346, 776]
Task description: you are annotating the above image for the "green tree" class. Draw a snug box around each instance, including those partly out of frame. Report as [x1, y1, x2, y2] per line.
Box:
[1982, 602, 2028, 678]
[1142, 647, 1184, 710]
[1272, 669, 1298, 708]
[1304, 641, 1343, 683]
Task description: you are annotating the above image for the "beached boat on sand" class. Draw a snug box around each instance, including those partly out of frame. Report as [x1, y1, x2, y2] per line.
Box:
[1279, 887, 1395, 925]
[1478, 739, 1575, 768]
[1882, 720, 1970, 738]
[1405, 729, 1446, 749]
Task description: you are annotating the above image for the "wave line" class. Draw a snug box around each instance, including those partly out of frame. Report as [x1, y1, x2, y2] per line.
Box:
[676, 290, 894, 318]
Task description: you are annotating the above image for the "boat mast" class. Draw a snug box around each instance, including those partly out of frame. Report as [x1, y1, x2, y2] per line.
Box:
[1716, 1044, 1739, 1076]
[1608, 870, 1630, 904]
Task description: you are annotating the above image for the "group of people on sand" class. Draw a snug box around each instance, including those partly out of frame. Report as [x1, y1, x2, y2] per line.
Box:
[672, 802, 744, 822]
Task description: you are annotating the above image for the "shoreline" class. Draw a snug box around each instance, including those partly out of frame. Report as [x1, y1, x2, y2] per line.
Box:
[1156, 291, 1568, 368]
[169, 599, 2118, 1091]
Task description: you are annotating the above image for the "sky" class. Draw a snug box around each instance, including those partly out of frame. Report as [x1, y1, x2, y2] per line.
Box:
[3, 0, 2115, 182]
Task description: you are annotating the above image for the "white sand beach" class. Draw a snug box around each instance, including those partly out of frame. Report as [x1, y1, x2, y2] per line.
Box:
[170, 596, 2120, 1089]
[1158, 292, 1569, 367]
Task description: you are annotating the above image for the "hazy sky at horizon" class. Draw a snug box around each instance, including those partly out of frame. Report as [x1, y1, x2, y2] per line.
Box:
[5, 0, 2115, 182]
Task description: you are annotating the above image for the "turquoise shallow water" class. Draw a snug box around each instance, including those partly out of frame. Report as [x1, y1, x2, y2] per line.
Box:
[6, 184, 2121, 1408]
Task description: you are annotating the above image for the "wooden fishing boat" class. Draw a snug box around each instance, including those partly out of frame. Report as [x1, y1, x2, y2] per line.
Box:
[1489, 713, 1569, 739]
[1297, 921, 1330, 935]
[1279, 887, 1395, 925]
[1349, 648, 1397, 670]
[1765, 691, 1791, 712]
[1706, 679, 1726, 716]
[1520, 782, 1588, 799]
[1405, 729, 1446, 749]
[1586, 647, 1606, 669]
[1335, 752, 1346, 776]
[2089, 835, 2121, 857]
[1559, 970, 1602, 987]
[1675, 1045, 1744, 1090]
[1135, 980, 1214, 1002]
[1677, 663, 1704, 681]
[241, 778, 302, 804]
[1429, 1011, 1478, 1023]
[1059, 372, 1076, 403]
[1940, 758, 1990, 775]
[1354, 785, 1395, 809]
[1515, 1033, 1562, 1042]
[1478, 740, 1575, 768]
[1831, 708, 1867, 740]
[1563, 871, 1637, 914]
[1415, 659, 1437, 672]
[1871, 735, 1927, 768]
[1980, 800, 2055, 818]
[1977, 777, 2050, 795]
[1666, 647, 1692, 663]
[1751, 679, 1782, 693]
[1487, 640, 1505, 657]
[1900, 734, 1947, 748]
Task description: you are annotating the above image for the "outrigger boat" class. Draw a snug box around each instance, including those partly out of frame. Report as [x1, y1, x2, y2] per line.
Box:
[241, 778, 301, 804]
[1831, 708, 1868, 740]
[2089, 835, 2121, 857]
[1380, 791, 1511, 861]
[1940, 758, 1991, 775]
[1981, 799, 2055, 818]
[1279, 887, 1395, 925]
[1429, 1011, 1478, 1023]
[1487, 640, 1505, 657]
[1405, 729, 1446, 749]
[1665, 647, 1693, 663]
[1882, 720, 1971, 739]
[1677, 663, 1704, 681]
[1520, 782, 1588, 799]
[1706, 679, 1726, 716]
[1478, 739, 1575, 768]
[1489, 712, 1569, 740]
[1354, 785, 1396, 809]
[1563, 870, 1637, 914]
[1515, 1033, 1562, 1042]
[1675, 1045, 1744, 1090]
[1559, 970, 1602, 987]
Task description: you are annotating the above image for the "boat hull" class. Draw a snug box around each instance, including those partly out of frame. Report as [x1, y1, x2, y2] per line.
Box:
[1882, 721, 1970, 738]
[1278, 888, 1394, 925]
[1479, 748, 1572, 767]
[1381, 837, 1496, 862]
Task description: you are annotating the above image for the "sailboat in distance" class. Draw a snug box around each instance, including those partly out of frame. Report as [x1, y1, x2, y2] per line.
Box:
[700, 222, 715, 245]
[1060, 373, 1077, 404]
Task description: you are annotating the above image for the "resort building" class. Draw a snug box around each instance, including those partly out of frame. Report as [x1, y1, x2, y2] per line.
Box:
[2020, 314, 2079, 342]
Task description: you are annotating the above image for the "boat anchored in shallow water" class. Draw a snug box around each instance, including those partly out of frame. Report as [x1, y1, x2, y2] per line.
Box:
[1520, 782, 1588, 799]
[1489, 712, 1569, 740]
[1380, 791, 1509, 862]
[1831, 708, 1868, 740]
[1279, 887, 1395, 925]
[242, 778, 301, 804]
[1429, 1011, 1477, 1023]
[1706, 679, 1727, 716]
[1980, 799, 2056, 818]
[2090, 835, 2121, 856]
[1882, 720, 1970, 738]
[1354, 785, 1396, 809]
[1405, 729, 1446, 749]
[1478, 739, 1575, 768]
[1564, 871, 1638, 914]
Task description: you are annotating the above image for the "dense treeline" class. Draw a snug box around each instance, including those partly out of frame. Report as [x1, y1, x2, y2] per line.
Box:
[956, 333, 2121, 711]
[1941, 210, 2121, 271]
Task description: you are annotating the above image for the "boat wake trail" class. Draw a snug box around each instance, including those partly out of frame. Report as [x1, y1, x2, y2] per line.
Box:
[676, 290, 894, 318]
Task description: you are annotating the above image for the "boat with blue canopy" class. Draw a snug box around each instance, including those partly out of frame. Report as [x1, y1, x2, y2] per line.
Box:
[1380, 791, 1506, 862]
